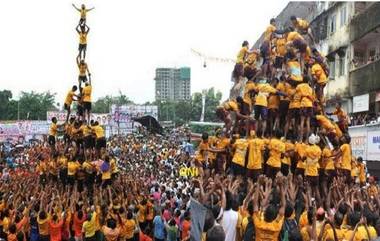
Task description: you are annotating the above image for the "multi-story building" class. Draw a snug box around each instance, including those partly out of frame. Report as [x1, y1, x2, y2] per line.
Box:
[254, 2, 380, 114]
[154, 67, 191, 101]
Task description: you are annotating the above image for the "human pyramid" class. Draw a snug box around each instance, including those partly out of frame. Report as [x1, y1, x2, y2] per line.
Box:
[198, 16, 361, 204]
[47, 4, 106, 158]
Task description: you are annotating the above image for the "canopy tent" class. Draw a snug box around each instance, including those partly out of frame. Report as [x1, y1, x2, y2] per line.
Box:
[133, 115, 163, 135]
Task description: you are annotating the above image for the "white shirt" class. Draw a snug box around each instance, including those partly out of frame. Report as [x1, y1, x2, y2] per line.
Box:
[221, 209, 238, 241]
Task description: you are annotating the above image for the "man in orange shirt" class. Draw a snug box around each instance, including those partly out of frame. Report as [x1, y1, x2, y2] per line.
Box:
[327, 102, 349, 133]
[290, 15, 315, 43]
[310, 58, 328, 102]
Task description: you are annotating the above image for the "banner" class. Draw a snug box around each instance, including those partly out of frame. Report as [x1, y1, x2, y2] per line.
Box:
[349, 126, 367, 158]
[17, 121, 48, 135]
[110, 105, 158, 123]
[353, 94, 369, 113]
[367, 130, 380, 161]
[47, 111, 112, 125]
[0, 123, 22, 142]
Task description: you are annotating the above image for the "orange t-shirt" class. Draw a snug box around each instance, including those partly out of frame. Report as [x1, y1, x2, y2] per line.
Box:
[73, 213, 86, 237]
[182, 220, 191, 240]
[49, 220, 64, 241]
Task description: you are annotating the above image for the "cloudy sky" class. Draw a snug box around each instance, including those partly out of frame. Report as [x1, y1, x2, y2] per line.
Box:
[0, 0, 289, 105]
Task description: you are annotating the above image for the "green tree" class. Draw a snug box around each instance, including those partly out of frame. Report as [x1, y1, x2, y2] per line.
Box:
[191, 88, 222, 122]
[92, 92, 134, 113]
[0, 90, 14, 120]
[18, 91, 57, 120]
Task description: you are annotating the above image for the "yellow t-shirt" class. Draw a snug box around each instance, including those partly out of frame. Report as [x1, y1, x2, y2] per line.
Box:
[92, 125, 105, 139]
[253, 211, 284, 241]
[137, 204, 146, 223]
[83, 212, 97, 238]
[296, 83, 313, 108]
[267, 138, 285, 168]
[276, 82, 292, 102]
[268, 94, 280, 110]
[296, 18, 309, 30]
[232, 139, 248, 166]
[322, 147, 335, 170]
[311, 63, 327, 85]
[255, 83, 277, 107]
[79, 63, 88, 76]
[275, 38, 287, 57]
[49, 123, 58, 136]
[37, 214, 50, 236]
[287, 31, 304, 43]
[82, 85, 92, 102]
[67, 161, 80, 176]
[236, 46, 248, 64]
[80, 9, 89, 18]
[223, 100, 239, 112]
[122, 219, 135, 239]
[316, 115, 335, 132]
[340, 143, 352, 171]
[322, 227, 344, 241]
[101, 164, 111, 180]
[65, 90, 75, 105]
[195, 141, 209, 162]
[295, 142, 307, 169]
[282, 142, 294, 165]
[243, 81, 257, 108]
[305, 144, 321, 176]
[264, 24, 276, 41]
[79, 32, 87, 44]
[247, 138, 265, 170]
[287, 60, 302, 82]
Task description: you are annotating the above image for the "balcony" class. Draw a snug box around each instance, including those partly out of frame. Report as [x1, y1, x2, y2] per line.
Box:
[350, 2, 380, 42]
[349, 59, 380, 96]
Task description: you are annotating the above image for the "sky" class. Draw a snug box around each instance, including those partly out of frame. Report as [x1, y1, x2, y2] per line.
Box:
[0, 0, 289, 106]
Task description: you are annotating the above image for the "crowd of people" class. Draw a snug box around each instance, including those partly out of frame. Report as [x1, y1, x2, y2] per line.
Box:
[0, 10, 380, 241]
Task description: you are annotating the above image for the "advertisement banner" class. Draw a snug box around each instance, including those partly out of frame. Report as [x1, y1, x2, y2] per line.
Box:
[0, 123, 22, 142]
[353, 94, 369, 113]
[367, 130, 380, 161]
[110, 105, 158, 123]
[47, 112, 112, 125]
[349, 126, 367, 158]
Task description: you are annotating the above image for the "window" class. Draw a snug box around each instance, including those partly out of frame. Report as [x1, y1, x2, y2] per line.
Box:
[340, 6, 347, 27]
[330, 14, 336, 34]
[329, 60, 335, 79]
[339, 57, 346, 76]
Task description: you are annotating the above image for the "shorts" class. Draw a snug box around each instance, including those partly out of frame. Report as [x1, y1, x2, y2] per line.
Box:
[79, 43, 87, 51]
[266, 166, 280, 179]
[340, 169, 351, 183]
[68, 175, 75, 186]
[288, 108, 299, 119]
[295, 168, 305, 177]
[301, 107, 313, 117]
[240, 102, 251, 116]
[274, 56, 284, 69]
[48, 135, 56, 146]
[246, 169, 262, 182]
[64, 103, 71, 111]
[268, 108, 278, 119]
[83, 101, 92, 111]
[215, 154, 225, 174]
[84, 135, 95, 149]
[254, 105, 268, 120]
[306, 176, 319, 187]
[281, 163, 290, 176]
[231, 162, 245, 176]
[77, 104, 84, 116]
[79, 75, 88, 82]
[243, 66, 258, 80]
[279, 100, 289, 115]
[96, 137, 106, 150]
[233, 63, 244, 79]
[260, 41, 271, 62]
[102, 178, 112, 188]
[325, 169, 336, 185]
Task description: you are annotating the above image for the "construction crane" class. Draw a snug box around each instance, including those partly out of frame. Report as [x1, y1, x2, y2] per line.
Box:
[190, 48, 235, 68]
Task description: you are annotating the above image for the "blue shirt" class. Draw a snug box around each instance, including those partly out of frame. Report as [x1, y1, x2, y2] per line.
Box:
[153, 215, 165, 239]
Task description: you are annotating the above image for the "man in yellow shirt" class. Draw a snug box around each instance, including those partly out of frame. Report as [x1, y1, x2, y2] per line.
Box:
[243, 50, 259, 81]
[48, 117, 59, 149]
[253, 176, 286, 240]
[76, 23, 90, 60]
[310, 58, 328, 101]
[90, 121, 106, 152]
[72, 4, 94, 25]
[82, 80, 92, 122]
[305, 134, 322, 202]
[231, 136, 248, 177]
[233, 40, 250, 82]
[290, 15, 315, 44]
[276, 76, 292, 129]
[77, 57, 91, 85]
[64, 85, 79, 123]
[254, 79, 286, 137]
[286, 52, 303, 84]
[266, 130, 286, 179]
[357, 157, 366, 187]
[296, 76, 314, 141]
[282, 139, 295, 176]
[336, 135, 352, 184]
[327, 102, 349, 133]
[295, 141, 307, 177]
[247, 130, 265, 182]
[284, 86, 300, 139]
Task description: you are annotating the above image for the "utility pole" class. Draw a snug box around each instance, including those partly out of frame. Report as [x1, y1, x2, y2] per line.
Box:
[200, 90, 206, 122]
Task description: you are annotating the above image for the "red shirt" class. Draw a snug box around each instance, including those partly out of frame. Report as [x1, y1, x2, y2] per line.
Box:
[73, 213, 86, 237]
[182, 220, 191, 240]
[49, 220, 64, 241]
[139, 231, 153, 241]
